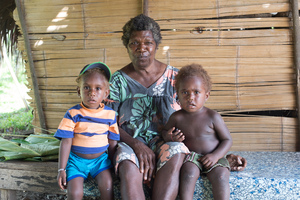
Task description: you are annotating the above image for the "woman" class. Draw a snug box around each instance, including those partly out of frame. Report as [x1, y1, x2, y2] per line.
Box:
[106, 14, 246, 200]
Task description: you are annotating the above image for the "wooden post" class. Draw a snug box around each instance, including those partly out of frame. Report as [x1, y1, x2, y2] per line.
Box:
[291, 0, 300, 151]
[0, 189, 16, 200]
[143, 0, 148, 16]
[14, 0, 47, 133]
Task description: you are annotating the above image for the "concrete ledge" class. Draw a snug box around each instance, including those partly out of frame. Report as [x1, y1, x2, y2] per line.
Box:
[1, 151, 299, 200]
[193, 151, 300, 199]
[83, 151, 300, 200]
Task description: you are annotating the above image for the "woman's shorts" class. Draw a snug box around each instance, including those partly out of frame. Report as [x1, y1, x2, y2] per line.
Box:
[114, 137, 189, 174]
[66, 151, 112, 182]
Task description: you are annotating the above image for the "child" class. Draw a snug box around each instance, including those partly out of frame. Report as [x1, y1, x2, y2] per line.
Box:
[55, 62, 120, 200]
[162, 64, 232, 200]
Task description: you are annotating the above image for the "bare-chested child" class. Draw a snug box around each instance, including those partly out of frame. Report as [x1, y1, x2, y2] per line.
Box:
[162, 63, 232, 200]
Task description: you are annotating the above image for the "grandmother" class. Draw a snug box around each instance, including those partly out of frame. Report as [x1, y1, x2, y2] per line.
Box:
[106, 14, 246, 200]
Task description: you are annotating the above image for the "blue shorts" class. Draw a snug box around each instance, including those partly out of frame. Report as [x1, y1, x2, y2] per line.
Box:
[66, 151, 112, 182]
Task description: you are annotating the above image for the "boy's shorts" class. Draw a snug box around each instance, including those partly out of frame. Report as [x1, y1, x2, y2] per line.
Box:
[66, 151, 112, 182]
[183, 151, 230, 173]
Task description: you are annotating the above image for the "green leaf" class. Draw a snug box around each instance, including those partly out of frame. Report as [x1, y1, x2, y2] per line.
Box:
[0, 135, 60, 161]
[21, 140, 60, 156]
[25, 134, 59, 144]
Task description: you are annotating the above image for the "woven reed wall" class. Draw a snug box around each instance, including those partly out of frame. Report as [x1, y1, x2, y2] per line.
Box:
[14, 0, 299, 151]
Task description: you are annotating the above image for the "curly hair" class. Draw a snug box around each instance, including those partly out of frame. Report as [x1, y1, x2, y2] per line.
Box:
[76, 68, 109, 88]
[121, 14, 162, 47]
[175, 64, 212, 92]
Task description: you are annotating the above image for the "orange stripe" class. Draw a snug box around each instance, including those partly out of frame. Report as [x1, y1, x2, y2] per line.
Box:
[68, 107, 115, 120]
[75, 122, 109, 134]
[108, 122, 119, 135]
[58, 118, 75, 132]
[72, 134, 108, 147]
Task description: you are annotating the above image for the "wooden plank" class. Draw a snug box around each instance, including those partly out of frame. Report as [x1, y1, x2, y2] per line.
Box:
[224, 115, 297, 151]
[0, 189, 16, 200]
[0, 161, 64, 194]
[149, 0, 290, 19]
[15, 0, 47, 133]
[291, 0, 300, 151]
[158, 18, 290, 30]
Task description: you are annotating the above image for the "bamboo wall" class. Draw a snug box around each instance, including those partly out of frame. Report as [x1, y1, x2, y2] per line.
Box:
[14, 0, 299, 151]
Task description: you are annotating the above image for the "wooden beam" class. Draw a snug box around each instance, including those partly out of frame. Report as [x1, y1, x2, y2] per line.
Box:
[0, 189, 16, 200]
[15, 0, 47, 133]
[291, 0, 300, 151]
[143, 0, 148, 16]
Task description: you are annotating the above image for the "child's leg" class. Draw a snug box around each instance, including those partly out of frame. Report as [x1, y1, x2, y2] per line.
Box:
[67, 177, 84, 200]
[95, 168, 114, 200]
[206, 166, 230, 200]
[179, 162, 200, 200]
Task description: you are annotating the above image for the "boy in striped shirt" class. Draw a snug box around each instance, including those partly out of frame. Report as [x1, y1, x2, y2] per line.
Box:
[55, 62, 119, 200]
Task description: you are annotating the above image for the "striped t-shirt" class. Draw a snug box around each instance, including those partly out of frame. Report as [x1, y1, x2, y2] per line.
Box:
[54, 103, 120, 154]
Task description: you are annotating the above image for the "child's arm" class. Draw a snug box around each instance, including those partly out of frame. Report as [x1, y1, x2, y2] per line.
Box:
[108, 139, 117, 162]
[200, 111, 232, 169]
[57, 138, 72, 190]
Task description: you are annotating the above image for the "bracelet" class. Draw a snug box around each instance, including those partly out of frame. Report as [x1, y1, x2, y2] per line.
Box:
[58, 168, 66, 172]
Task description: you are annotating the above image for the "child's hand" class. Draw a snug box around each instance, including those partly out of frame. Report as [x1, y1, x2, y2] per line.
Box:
[57, 170, 67, 190]
[168, 127, 185, 142]
[199, 153, 218, 169]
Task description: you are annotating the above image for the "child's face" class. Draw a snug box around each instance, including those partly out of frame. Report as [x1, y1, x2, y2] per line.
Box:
[77, 72, 109, 109]
[177, 76, 210, 113]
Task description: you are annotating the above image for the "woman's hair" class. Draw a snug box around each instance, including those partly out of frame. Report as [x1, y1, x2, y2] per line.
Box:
[76, 68, 109, 88]
[122, 14, 162, 47]
[175, 64, 212, 92]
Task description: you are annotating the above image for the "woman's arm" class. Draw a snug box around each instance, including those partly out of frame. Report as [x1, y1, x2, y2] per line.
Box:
[162, 113, 185, 142]
[108, 139, 117, 162]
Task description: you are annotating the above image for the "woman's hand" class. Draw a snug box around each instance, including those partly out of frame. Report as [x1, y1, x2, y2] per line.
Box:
[226, 154, 247, 171]
[57, 170, 67, 190]
[165, 127, 185, 142]
[132, 139, 156, 182]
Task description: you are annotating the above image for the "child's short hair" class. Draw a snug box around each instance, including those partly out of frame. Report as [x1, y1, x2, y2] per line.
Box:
[175, 64, 212, 92]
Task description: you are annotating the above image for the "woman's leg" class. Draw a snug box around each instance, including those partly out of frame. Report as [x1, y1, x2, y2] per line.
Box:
[95, 168, 114, 200]
[179, 162, 200, 200]
[206, 166, 230, 200]
[119, 160, 145, 200]
[67, 177, 84, 200]
[152, 153, 185, 200]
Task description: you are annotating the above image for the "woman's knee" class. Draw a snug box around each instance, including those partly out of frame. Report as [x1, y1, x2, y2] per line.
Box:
[119, 160, 142, 180]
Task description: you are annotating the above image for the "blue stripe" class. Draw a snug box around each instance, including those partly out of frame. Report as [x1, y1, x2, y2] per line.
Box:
[108, 132, 120, 140]
[72, 114, 115, 125]
[54, 129, 74, 139]
[78, 132, 108, 137]
[71, 145, 108, 154]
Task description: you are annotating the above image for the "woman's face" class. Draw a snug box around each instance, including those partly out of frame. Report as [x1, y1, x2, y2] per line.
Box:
[127, 30, 157, 69]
